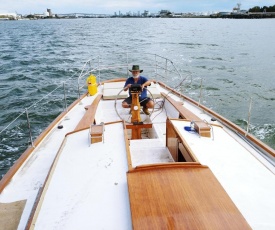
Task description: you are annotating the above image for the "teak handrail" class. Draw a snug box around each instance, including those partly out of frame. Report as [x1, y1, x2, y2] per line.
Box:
[74, 94, 102, 131]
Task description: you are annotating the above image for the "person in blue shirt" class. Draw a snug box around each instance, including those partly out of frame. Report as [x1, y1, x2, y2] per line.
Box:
[122, 65, 154, 115]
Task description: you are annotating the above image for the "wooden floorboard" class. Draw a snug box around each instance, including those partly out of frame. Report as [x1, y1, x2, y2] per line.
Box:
[127, 165, 251, 230]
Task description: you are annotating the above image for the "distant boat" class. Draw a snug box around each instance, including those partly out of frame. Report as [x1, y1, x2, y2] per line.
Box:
[0, 52, 274, 229]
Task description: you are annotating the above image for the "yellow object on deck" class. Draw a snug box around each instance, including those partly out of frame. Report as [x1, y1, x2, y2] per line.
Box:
[86, 75, 97, 96]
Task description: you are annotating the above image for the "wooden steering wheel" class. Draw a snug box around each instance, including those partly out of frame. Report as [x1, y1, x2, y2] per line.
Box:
[114, 87, 154, 124]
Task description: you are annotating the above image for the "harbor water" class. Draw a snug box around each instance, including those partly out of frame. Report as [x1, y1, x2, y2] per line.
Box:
[0, 18, 275, 177]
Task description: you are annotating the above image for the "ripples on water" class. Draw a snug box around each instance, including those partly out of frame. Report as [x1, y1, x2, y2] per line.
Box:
[0, 18, 275, 177]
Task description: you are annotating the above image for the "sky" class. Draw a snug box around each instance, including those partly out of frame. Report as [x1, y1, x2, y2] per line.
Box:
[1, 0, 275, 15]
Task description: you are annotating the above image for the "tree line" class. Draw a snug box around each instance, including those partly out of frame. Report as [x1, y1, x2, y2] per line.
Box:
[249, 5, 275, 12]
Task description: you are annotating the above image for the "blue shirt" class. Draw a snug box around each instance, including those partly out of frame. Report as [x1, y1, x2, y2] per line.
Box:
[124, 76, 149, 99]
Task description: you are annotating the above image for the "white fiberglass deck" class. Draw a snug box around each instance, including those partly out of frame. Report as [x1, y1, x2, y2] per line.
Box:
[1, 81, 275, 230]
[32, 122, 132, 229]
[130, 139, 174, 167]
[171, 120, 275, 230]
[0, 94, 100, 229]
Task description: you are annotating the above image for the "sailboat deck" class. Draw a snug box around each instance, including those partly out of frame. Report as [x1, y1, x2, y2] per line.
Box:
[31, 122, 132, 229]
[1, 81, 275, 229]
[29, 90, 275, 229]
[170, 119, 275, 229]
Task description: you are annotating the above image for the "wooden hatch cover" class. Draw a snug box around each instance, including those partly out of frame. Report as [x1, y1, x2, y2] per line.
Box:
[127, 164, 251, 230]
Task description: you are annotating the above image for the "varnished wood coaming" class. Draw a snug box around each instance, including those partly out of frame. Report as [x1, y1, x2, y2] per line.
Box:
[161, 92, 211, 138]
[159, 82, 275, 158]
[161, 92, 201, 121]
[127, 164, 251, 229]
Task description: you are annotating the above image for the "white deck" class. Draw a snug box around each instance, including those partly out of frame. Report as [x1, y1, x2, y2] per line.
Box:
[172, 120, 275, 230]
[130, 139, 174, 167]
[0, 83, 275, 229]
[33, 122, 132, 229]
[0, 94, 100, 229]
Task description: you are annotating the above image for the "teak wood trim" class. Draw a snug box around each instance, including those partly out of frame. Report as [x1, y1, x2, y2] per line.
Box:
[123, 122, 133, 171]
[158, 81, 275, 157]
[161, 92, 211, 138]
[65, 120, 123, 137]
[24, 187, 43, 229]
[26, 136, 69, 229]
[161, 92, 202, 121]
[166, 117, 179, 161]
[0, 93, 87, 193]
[177, 132, 199, 162]
[129, 162, 204, 172]
[74, 94, 102, 131]
[125, 123, 153, 129]
[166, 118, 199, 162]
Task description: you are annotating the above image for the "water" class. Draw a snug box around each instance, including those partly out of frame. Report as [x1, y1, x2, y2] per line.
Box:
[0, 18, 275, 177]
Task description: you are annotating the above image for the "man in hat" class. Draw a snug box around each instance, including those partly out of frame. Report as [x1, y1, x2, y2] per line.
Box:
[122, 65, 154, 115]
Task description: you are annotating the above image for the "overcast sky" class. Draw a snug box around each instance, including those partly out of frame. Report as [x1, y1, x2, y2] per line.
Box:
[1, 0, 275, 15]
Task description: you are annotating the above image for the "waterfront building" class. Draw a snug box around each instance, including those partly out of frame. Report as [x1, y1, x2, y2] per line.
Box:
[47, 9, 53, 17]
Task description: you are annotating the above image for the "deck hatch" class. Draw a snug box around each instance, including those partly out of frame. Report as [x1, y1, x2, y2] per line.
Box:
[127, 165, 251, 229]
